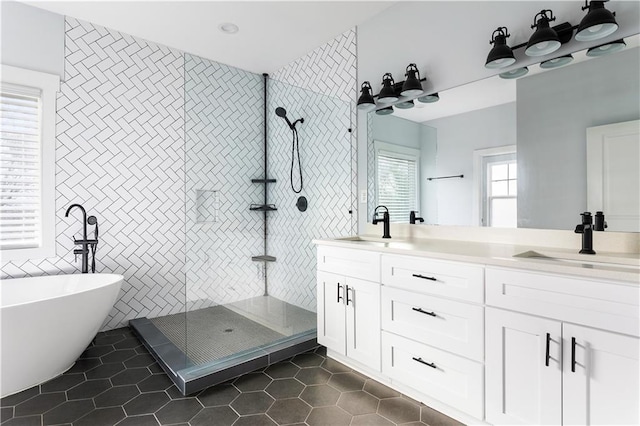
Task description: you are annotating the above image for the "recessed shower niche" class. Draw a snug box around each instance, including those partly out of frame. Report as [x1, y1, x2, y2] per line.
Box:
[196, 189, 219, 223]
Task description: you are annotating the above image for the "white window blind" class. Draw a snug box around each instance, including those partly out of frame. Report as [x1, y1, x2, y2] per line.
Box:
[0, 86, 42, 249]
[377, 152, 418, 222]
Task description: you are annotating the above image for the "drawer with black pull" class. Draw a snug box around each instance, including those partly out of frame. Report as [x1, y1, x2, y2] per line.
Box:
[382, 331, 484, 419]
[381, 254, 484, 303]
[381, 286, 484, 361]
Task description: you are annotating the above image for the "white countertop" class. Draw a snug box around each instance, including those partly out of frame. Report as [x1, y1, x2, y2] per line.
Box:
[313, 235, 640, 284]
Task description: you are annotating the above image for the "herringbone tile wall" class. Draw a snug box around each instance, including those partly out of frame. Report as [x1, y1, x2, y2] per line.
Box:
[266, 83, 351, 312]
[0, 18, 187, 330]
[267, 29, 358, 311]
[1, 19, 359, 329]
[271, 28, 358, 235]
[184, 54, 265, 310]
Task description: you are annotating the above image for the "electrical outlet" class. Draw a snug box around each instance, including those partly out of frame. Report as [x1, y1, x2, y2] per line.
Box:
[360, 190, 367, 203]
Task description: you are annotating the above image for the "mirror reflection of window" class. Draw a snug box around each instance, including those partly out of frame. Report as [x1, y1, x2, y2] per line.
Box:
[374, 141, 420, 222]
[486, 158, 517, 228]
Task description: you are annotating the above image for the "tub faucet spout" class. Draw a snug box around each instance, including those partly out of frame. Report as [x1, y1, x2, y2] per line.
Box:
[65, 204, 99, 273]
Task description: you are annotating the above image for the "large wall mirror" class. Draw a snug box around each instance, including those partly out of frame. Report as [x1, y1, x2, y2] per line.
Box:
[366, 36, 640, 232]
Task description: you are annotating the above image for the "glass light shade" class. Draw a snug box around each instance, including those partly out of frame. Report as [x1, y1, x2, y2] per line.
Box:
[575, 1, 618, 41]
[540, 54, 574, 69]
[525, 16, 561, 57]
[417, 93, 439, 103]
[499, 67, 529, 79]
[395, 100, 414, 109]
[375, 106, 394, 116]
[485, 34, 516, 69]
[586, 39, 626, 57]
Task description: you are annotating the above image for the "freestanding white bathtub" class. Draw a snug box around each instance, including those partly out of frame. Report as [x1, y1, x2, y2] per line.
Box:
[0, 273, 123, 397]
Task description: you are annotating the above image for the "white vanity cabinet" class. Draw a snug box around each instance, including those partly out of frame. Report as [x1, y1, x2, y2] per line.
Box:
[380, 254, 485, 419]
[485, 267, 640, 425]
[316, 247, 381, 371]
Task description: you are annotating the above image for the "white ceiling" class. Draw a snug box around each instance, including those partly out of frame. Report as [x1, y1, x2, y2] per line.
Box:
[23, 0, 395, 74]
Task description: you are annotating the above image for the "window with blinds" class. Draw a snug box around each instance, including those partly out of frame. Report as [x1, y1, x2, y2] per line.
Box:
[0, 86, 42, 249]
[376, 151, 419, 222]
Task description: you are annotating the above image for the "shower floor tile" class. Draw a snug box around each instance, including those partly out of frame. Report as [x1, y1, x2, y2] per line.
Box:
[0, 328, 464, 426]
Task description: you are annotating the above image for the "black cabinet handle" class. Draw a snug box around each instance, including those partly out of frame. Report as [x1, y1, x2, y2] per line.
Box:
[346, 285, 353, 306]
[337, 283, 343, 303]
[412, 357, 437, 369]
[545, 333, 551, 367]
[412, 273, 437, 281]
[571, 337, 577, 372]
[412, 307, 436, 317]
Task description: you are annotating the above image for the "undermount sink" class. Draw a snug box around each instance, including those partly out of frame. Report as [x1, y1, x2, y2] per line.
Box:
[335, 236, 414, 249]
[513, 250, 640, 270]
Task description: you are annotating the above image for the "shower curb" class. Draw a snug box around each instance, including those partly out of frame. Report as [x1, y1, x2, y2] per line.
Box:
[130, 317, 317, 395]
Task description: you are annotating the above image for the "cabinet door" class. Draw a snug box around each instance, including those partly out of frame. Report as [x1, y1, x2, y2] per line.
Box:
[485, 308, 562, 425]
[345, 277, 381, 371]
[317, 271, 345, 355]
[563, 324, 639, 425]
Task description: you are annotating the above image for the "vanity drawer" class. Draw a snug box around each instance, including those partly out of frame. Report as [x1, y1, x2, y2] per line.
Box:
[486, 267, 640, 336]
[382, 331, 483, 419]
[381, 254, 484, 303]
[381, 287, 483, 361]
[317, 246, 380, 282]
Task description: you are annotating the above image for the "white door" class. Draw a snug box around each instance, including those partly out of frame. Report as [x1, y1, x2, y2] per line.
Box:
[345, 277, 381, 371]
[485, 308, 562, 425]
[586, 119, 640, 232]
[563, 323, 640, 425]
[317, 271, 345, 355]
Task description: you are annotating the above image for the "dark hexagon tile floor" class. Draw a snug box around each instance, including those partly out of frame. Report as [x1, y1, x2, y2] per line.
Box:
[1, 327, 464, 426]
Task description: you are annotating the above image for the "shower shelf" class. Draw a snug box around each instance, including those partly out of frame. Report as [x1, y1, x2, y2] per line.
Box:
[251, 178, 277, 183]
[251, 255, 276, 262]
[250, 204, 277, 211]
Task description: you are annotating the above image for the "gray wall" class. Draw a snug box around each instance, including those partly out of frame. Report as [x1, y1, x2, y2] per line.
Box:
[517, 47, 640, 229]
[367, 114, 437, 224]
[0, 2, 65, 77]
[424, 102, 516, 226]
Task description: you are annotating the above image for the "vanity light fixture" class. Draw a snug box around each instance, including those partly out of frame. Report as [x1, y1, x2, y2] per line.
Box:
[485, 27, 516, 69]
[400, 64, 424, 97]
[499, 67, 529, 79]
[525, 10, 561, 57]
[418, 93, 439, 103]
[586, 38, 626, 56]
[540, 54, 574, 69]
[378, 73, 399, 104]
[375, 106, 394, 116]
[575, 1, 618, 42]
[357, 81, 376, 111]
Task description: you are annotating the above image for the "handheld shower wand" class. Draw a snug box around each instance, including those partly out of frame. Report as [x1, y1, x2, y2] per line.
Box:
[275, 107, 304, 130]
[275, 107, 305, 193]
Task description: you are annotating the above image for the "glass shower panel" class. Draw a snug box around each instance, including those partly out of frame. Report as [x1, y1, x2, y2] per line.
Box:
[179, 73, 350, 373]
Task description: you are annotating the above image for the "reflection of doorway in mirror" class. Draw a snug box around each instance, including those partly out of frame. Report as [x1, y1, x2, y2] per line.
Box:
[586, 120, 640, 232]
[473, 145, 517, 227]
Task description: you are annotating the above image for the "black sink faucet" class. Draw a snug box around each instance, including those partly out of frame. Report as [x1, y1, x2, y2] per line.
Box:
[409, 211, 424, 224]
[373, 205, 391, 239]
[574, 212, 596, 255]
[65, 204, 99, 273]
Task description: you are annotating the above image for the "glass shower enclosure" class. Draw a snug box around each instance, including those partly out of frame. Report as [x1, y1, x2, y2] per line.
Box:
[131, 55, 353, 395]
